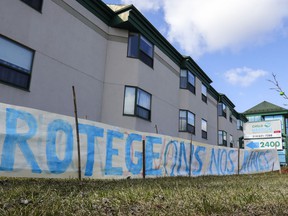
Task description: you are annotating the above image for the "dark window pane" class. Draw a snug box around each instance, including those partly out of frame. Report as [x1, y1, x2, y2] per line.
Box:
[136, 106, 150, 120]
[202, 130, 207, 139]
[139, 51, 153, 67]
[202, 84, 207, 96]
[187, 83, 195, 94]
[127, 33, 139, 58]
[21, 0, 43, 12]
[180, 77, 187, 89]
[202, 94, 207, 103]
[0, 64, 30, 89]
[127, 33, 154, 68]
[217, 104, 222, 116]
[187, 125, 195, 134]
[188, 112, 194, 126]
[123, 86, 152, 121]
[0, 35, 33, 90]
[188, 72, 195, 86]
[140, 36, 153, 57]
[137, 89, 150, 110]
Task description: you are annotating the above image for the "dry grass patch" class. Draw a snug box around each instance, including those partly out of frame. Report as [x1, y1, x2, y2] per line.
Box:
[0, 172, 288, 215]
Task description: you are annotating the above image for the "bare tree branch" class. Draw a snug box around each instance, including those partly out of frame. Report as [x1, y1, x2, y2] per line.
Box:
[268, 73, 288, 101]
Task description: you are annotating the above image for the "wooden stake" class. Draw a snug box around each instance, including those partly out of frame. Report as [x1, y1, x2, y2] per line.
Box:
[189, 133, 193, 177]
[142, 140, 146, 179]
[237, 146, 240, 175]
[155, 124, 158, 134]
[72, 86, 81, 181]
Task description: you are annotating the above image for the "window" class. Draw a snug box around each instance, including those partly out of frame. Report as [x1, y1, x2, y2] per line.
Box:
[264, 115, 284, 130]
[247, 115, 262, 122]
[180, 69, 195, 94]
[179, 110, 195, 134]
[229, 135, 233, 147]
[201, 119, 207, 139]
[218, 103, 227, 118]
[201, 84, 207, 103]
[237, 119, 243, 130]
[127, 33, 154, 67]
[229, 109, 233, 123]
[218, 130, 227, 146]
[0, 35, 34, 90]
[123, 86, 151, 120]
[21, 0, 43, 12]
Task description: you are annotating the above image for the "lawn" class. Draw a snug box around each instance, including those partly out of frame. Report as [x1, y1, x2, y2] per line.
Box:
[0, 171, 287, 215]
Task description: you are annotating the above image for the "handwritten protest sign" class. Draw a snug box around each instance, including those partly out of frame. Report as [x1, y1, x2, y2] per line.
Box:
[0, 102, 280, 179]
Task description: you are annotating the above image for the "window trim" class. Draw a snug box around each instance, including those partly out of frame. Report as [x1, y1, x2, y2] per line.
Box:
[180, 69, 196, 94]
[179, 109, 195, 134]
[201, 83, 207, 103]
[218, 103, 227, 118]
[127, 33, 154, 68]
[0, 35, 35, 91]
[229, 134, 233, 148]
[237, 119, 243, 130]
[218, 130, 227, 146]
[123, 86, 152, 121]
[201, 119, 208, 139]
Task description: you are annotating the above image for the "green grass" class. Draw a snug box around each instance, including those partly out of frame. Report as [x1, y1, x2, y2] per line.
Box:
[0, 172, 288, 215]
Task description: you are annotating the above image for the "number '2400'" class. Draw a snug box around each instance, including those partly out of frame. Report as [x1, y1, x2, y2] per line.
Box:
[260, 141, 280, 148]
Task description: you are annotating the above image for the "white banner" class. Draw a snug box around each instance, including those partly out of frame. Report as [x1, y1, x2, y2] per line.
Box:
[0, 102, 280, 179]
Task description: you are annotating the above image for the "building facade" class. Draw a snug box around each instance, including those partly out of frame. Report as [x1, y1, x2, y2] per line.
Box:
[243, 101, 288, 165]
[0, 0, 246, 146]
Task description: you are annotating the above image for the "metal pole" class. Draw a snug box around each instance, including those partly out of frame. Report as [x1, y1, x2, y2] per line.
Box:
[72, 86, 82, 181]
[142, 140, 146, 179]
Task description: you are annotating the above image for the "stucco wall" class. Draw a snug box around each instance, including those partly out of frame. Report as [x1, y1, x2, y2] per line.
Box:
[0, 0, 108, 120]
[101, 33, 180, 136]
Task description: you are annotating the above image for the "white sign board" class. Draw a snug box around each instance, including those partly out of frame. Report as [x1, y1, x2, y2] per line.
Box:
[244, 138, 283, 150]
[244, 120, 282, 139]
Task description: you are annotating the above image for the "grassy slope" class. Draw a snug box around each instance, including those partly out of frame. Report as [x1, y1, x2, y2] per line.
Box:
[0, 172, 288, 215]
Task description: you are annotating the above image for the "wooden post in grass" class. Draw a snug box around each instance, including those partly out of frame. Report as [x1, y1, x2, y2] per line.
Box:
[189, 133, 193, 177]
[142, 140, 146, 179]
[72, 86, 82, 181]
[237, 146, 240, 175]
[155, 124, 159, 134]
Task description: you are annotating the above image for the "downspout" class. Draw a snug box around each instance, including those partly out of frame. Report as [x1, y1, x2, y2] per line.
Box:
[217, 95, 220, 145]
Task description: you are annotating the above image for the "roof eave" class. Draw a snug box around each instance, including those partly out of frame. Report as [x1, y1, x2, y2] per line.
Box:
[111, 6, 183, 66]
[181, 56, 212, 85]
[76, 0, 115, 25]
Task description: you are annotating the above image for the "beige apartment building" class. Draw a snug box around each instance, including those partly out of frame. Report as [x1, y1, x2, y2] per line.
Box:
[0, 0, 246, 146]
